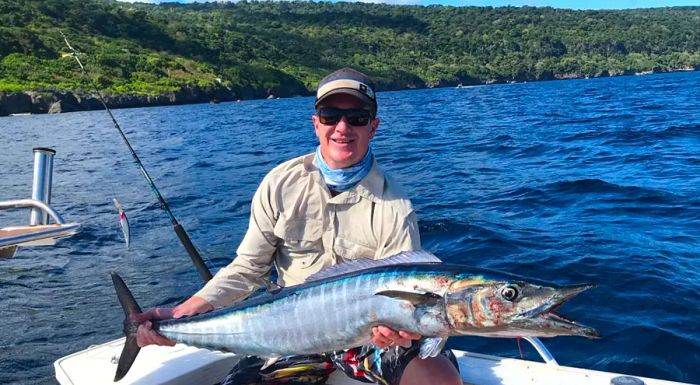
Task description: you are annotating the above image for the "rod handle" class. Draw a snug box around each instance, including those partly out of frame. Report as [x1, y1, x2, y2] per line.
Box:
[174, 223, 213, 283]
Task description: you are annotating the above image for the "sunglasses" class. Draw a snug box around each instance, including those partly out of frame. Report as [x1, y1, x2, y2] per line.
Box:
[317, 108, 373, 126]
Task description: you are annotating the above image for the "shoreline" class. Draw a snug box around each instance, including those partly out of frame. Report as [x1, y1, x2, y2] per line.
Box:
[1, 67, 696, 117]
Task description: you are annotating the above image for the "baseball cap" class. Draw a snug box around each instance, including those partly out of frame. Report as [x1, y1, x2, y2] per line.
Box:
[315, 68, 377, 117]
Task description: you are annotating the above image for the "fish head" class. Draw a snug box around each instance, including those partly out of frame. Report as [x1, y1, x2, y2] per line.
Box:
[445, 278, 600, 339]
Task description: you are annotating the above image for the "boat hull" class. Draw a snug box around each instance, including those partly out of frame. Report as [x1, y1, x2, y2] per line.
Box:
[54, 337, 694, 385]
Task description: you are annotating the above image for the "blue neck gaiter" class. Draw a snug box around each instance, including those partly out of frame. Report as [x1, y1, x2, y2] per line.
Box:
[315, 146, 373, 192]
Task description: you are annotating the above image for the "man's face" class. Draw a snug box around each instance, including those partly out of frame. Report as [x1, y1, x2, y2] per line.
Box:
[312, 94, 379, 169]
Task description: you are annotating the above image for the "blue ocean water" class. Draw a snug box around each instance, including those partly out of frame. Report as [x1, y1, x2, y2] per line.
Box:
[1, 71, 699, 385]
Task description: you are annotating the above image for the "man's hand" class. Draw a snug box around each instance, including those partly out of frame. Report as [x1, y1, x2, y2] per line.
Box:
[135, 308, 176, 347]
[371, 325, 421, 349]
[135, 296, 214, 348]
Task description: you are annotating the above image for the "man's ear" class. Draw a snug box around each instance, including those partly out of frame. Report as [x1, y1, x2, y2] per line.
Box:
[312, 115, 321, 138]
[369, 117, 380, 139]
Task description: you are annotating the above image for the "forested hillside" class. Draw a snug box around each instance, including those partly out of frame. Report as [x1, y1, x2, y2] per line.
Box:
[1, 0, 698, 113]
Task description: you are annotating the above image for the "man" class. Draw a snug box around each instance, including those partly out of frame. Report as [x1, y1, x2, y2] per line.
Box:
[136, 68, 462, 385]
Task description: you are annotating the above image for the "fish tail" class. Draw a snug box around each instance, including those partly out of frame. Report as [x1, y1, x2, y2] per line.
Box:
[110, 272, 142, 381]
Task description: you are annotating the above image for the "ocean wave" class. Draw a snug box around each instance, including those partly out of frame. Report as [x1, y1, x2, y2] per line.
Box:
[402, 129, 436, 139]
[541, 178, 677, 201]
[659, 123, 700, 139]
[587, 326, 699, 382]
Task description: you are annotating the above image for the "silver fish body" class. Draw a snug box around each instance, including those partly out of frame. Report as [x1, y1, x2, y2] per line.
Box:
[111, 251, 599, 381]
[157, 266, 453, 356]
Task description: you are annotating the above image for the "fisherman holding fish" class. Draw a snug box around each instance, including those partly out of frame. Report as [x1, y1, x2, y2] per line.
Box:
[136, 68, 462, 385]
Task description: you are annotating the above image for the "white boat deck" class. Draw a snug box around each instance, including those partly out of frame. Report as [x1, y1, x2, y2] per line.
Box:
[54, 337, 694, 385]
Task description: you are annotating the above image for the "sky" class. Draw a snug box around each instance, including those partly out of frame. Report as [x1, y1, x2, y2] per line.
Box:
[117, 0, 700, 9]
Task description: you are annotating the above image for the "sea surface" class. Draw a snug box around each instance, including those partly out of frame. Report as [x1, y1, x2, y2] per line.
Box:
[1, 71, 699, 385]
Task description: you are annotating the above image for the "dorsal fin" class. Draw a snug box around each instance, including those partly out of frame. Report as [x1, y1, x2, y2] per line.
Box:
[305, 250, 442, 282]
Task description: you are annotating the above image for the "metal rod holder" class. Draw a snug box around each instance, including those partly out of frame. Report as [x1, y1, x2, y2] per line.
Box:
[29, 147, 56, 226]
[523, 337, 558, 365]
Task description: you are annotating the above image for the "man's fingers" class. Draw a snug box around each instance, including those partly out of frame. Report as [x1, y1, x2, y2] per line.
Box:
[151, 333, 176, 347]
[132, 312, 149, 323]
[149, 307, 174, 320]
[376, 326, 421, 341]
[133, 308, 173, 323]
[137, 331, 175, 347]
[136, 320, 176, 347]
[372, 326, 422, 349]
[373, 335, 391, 348]
[371, 327, 392, 348]
[375, 325, 401, 340]
[398, 330, 421, 340]
[136, 323, 150, 347]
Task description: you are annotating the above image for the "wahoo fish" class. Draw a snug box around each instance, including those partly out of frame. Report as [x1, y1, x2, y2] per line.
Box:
[112, 198, 130, 248]
[111, 251, 600, 381]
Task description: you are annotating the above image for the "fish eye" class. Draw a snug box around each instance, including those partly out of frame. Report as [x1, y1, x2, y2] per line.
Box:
[500, 285, 519, 301]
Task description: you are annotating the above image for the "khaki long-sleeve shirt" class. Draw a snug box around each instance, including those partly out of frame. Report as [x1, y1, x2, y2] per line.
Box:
[195, 152, 421, 308]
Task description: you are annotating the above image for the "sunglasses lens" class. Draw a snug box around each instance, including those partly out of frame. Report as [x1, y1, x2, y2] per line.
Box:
[319, 114, 341, 125]
[318, 108, 371, 126]
[347, 115, 370, 126]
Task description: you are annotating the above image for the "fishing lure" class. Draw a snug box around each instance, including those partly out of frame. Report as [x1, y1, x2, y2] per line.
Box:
[112, 198, 130, 248]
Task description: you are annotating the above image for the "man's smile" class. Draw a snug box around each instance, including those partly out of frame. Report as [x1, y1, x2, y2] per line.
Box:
[332, 138, 355, 144]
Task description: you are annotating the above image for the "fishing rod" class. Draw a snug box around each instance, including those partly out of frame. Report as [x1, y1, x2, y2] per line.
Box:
[60, 31, 213, 283]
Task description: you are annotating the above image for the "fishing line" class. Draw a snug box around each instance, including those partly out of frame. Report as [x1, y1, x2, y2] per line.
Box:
[60, 31, 213, 282]
[516, 336, 524, 359]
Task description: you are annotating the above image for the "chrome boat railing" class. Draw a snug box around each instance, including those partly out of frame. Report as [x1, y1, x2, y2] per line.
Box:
[1, 148, 80, 257]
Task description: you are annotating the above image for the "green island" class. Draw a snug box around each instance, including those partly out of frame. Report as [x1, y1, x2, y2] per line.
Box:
[1, 0, 699, 115]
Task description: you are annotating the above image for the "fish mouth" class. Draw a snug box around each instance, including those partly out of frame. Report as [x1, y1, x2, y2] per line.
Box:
[537, 283, 601, 338]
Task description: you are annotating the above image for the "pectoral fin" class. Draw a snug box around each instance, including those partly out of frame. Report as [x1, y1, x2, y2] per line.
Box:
[419, 336, 448, 359]
[375, 290, 442, 305]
